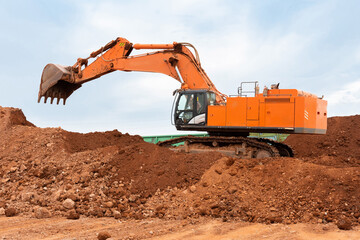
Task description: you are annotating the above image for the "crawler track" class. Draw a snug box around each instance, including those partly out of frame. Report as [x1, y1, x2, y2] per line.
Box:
[158, 136, 293, 158]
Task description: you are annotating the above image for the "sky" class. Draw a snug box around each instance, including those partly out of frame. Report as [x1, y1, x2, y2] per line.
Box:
[0, 0, 359, 135]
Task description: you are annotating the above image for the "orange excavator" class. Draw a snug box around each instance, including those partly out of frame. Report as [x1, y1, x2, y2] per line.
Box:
[38, 37, 327, 158]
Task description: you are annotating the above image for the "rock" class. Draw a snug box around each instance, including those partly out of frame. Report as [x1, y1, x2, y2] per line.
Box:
[227, 186, 237, 194]
[303, 212, 312, 222]
[189, 185, 196, 193]
[225, 158, 235, 166]
[20, 164, 27, 171]
[104, 209, 112, 217]
[0, 207, 5, 215]
[104, 201, 114, 208]
[63, 198, 75, 209]
[113, 210, 121, 219]
[269, 207, 277, 212]
[336, 219, 352, 230]
[21, 192, 35, 202]
[98, 231, 111, 240]
[203, 194, 211, 200]
[67, 209, 80, 220]
[51, 190, 62, 201]
[1, 178, 10, 183]
[219, 157, 229, 163]
[66, 193, 80, 202]
[34, 207, 51, 218]
[197, 207, 208, 216]
[268, 216, 282, 223]
[228, 168, 237, 176]
[128, 195, 137, 202]
[5, 207, 17, 217]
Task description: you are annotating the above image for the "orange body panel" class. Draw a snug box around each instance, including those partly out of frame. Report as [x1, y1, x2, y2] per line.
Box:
[207, 89, 327, 134]
[263, 97, 294, 127]
[226, 97, 247, 126]
[207, 105, 226, 126]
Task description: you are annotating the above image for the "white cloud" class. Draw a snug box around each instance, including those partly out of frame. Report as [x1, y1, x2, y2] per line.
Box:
[326, 80, 360, 116]
[327, 80, 360, 104]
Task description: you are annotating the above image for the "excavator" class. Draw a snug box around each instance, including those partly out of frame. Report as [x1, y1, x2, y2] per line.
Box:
[38, 37, 327, 158]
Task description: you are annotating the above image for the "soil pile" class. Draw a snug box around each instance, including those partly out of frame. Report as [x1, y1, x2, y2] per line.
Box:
[0, 106, 222, 218]
[285, 115, 360, 165]
[145, 156, 360, 225]
[0, 106, 35, 130]
[0, 107, 359, 228]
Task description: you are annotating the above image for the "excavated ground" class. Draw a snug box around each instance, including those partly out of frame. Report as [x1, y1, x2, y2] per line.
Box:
[285, 115, 360, 167]
[0, 106, 359, 233]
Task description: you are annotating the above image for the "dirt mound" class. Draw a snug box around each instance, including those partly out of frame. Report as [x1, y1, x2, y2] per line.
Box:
[62, 130, 143, 153]
[0, 106, 359, 228]
[0, 106, 223, 218]
[144, 157, 360, 225]
[284, 115, 360, 165]
[0, 106, 35, 130]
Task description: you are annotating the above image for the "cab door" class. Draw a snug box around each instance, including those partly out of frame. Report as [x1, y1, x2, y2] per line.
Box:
[188, 92, 206, 124]
[174, 92, 207, 126]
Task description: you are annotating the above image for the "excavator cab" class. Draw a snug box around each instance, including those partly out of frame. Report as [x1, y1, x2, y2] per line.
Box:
[174, 90, 216, 127]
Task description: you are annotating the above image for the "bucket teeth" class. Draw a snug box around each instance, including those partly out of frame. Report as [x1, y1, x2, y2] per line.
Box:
[39, 91, 65, 105]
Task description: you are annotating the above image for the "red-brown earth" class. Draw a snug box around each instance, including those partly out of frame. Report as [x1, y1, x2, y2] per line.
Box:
[0, 106, 359, 234]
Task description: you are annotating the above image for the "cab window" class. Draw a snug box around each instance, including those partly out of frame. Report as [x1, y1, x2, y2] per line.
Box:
[196, 93, 206, 114]
[177, 94, 194, 110]
[206, 92, 216, 105]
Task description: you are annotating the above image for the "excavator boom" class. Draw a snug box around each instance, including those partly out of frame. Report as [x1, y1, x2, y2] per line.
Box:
[38, 37, 226, 105]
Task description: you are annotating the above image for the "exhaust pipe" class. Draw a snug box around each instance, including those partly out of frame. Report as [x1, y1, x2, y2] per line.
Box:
[38, 64, 81, 105]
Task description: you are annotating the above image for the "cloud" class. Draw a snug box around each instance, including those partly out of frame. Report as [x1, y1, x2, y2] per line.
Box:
[327, 80, 360, 104]
[326, 80, 360, 116]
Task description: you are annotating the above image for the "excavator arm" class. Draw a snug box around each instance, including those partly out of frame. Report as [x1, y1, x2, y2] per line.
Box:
[38, 37, 226, 105]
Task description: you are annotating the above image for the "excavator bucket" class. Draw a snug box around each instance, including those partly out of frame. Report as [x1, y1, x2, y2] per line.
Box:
[38, 64, 81, 104]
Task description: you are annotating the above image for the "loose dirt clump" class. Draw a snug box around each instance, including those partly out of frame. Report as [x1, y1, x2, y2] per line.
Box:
[97, 231, 111, 240]
[67, 209, 80, 220]
[5, 207, 17, 217]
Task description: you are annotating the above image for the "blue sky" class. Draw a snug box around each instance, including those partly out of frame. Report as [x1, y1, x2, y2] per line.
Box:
[1, 0, 359, 135]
